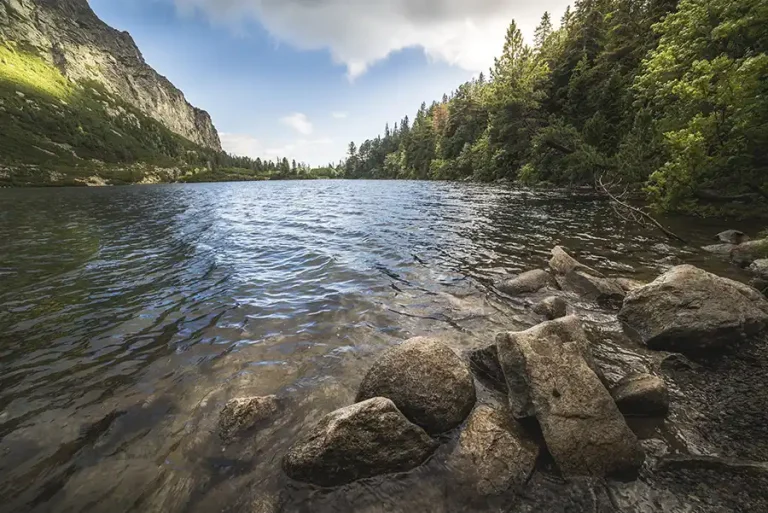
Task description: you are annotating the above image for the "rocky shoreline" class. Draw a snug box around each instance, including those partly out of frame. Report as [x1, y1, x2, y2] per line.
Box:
[214, 244, 768, 511]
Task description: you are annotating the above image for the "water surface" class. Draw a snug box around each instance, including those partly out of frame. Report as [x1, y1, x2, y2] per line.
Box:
[0, 180, 747, 512]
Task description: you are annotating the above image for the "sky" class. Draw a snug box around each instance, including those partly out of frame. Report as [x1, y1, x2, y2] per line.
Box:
[89, 0, 571, 166]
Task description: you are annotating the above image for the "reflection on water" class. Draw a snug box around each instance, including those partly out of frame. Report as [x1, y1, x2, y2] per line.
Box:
[0, 181, 747, 512]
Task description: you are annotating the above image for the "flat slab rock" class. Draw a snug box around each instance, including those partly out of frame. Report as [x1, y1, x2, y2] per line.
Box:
[282, 397, 437, 487]
[448, 405, 539, 496]
[498, 269, 556, 295]
[497, 316, 644, 477]
[619, 265, 768, 353]
[357, 337, 476, 435]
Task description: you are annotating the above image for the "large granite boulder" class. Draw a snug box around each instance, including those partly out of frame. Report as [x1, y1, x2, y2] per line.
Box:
[282, 397, 438, 487]
[533, 296, 568, 320]
[716, 229, 749, 245]
[496, 317, 643, 477]
[218, 395, 280, 443]
[731, 238, 768, 267]
[618, 265, 768, 353]
[498, 269, 556, 295]
[497, 316, 597, 418]
[611, 373, 669, 416]
[448, 405, 539, 495]
[549, 246, 625, 306]
[357, 337, 476, 434]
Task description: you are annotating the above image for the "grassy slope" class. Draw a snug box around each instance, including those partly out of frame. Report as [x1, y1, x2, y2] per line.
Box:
[0, 42, 267, 186]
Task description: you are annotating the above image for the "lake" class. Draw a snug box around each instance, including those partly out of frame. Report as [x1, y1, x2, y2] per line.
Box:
[0, 180, 749, 512]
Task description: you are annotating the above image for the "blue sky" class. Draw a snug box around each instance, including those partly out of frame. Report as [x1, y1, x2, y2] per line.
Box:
[89, 0, 570, 166]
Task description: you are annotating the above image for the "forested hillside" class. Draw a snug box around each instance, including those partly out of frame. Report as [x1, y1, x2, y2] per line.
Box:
[344, 0, 768, 216]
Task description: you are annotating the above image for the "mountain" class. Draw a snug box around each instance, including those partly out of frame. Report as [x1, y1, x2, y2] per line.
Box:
[1, 0, 220, 149]
[0, 0, 233, 185]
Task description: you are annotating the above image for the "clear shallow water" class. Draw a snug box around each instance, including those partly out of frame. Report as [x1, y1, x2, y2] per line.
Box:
[0, 180, 749, 512]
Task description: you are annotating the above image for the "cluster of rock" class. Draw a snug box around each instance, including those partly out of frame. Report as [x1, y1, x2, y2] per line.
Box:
[703, 230, 768, 288]
[217, 245, 768, 495]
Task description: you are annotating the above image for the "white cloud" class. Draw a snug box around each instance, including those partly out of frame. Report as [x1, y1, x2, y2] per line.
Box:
[331, 111, 348, 119]
[170, 0, 571, 78]
[280, 112, 313, 135]
[221, 132, 334, 164]
[220, 132, 265, 157]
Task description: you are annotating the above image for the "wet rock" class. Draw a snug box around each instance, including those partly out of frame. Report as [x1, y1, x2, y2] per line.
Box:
[357, 337, 476, 434]
[496, 316, 644, 477]
[448, 405, 539, 495]
[498, 269, 556, 295]
[619, 265, 768, 354]
[549, 246, 625, 307]
[218, 395, 280, 443]
[611, 373, 669, 416]
[750, 259, 768, 280]
[533, 296, 568, 320]
[716, 229, 750, 245]
[702, 243, 736, 256]
[467, 344, 506, 393]
[614, 277, 646, 293]
[282, 397, 438, 487]
[731, 238, 768, 267]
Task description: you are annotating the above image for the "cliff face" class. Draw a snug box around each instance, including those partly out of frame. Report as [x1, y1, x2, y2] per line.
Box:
[0, 0, 221, 150]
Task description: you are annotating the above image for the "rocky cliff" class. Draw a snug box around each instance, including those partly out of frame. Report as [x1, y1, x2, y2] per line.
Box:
[0, 0, 221, 150]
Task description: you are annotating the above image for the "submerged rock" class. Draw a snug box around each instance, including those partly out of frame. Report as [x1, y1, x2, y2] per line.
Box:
[218, 395, 280, 443]
[750, 259, 768, 280]
[731, 238, 768, 267]
[357, 337, 476, 434]
[618, 265, 768, 354]
[498, 269, 556, 295]
[448, 405, 539, 495]
[282, 397, 437, 487]
[702, 243, 736, 256]
[716, 229, 750, 245]
[496, 317, 643, 477]
[549, 246, 625, 306]
[611, 373, 669, 416]
[533, 296, 568, 320]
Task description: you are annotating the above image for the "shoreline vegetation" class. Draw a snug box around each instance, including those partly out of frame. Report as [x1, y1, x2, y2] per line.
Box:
[2, 0, 767, 219]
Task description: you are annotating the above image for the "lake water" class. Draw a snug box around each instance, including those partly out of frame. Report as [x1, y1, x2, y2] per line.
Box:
[0, 180, 749, 512]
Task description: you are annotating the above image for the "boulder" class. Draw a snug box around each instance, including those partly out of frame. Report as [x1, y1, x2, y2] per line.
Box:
[496, 317, 643, 477]
[497, 316, 599, 418]
[611, 373, 669, 416]
[750, 259, 768, 280]
[357, 337, 476, 434]
[533, 296, 568, 320]
[467, 344, 506, 393]
[731, 238, 768, 267]
[218, 395, 280, 443]
[282, 397, 438, 487]
[618, 265, 768, 354]
[716, 229, 749, 245]
[498, 269, 556, 295]
[448, 405, 539, 495]
[549, 246, 625, 306]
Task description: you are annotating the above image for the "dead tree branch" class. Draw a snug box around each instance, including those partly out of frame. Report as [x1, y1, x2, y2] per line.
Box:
[597, 174, 687, 244]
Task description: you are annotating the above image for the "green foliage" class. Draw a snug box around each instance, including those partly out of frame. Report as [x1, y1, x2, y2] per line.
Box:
[344, 0, 768, 216]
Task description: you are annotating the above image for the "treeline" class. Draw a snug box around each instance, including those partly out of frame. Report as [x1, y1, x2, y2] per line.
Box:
[212, 153, 341, 179]
[343, 0, 768, 215]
